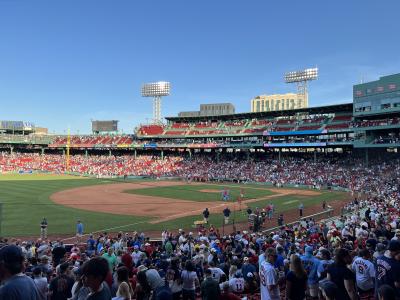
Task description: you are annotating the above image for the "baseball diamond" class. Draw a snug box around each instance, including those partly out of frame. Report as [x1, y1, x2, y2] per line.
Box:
[0, 174, 346, 237]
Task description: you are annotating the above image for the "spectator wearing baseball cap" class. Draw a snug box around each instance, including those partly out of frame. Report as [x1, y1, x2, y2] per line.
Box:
[201, 269, 220, 300]
[319, 279, 338, 300]
[0, 245, 41, 300]
[300, 246, 320, 298]
[376, 240, 400, 298]
[241, 256, 256, 283]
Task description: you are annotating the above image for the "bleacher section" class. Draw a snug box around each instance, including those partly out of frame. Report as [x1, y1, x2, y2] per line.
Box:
[3, 102, 400, 150]
[135, 110, 354, 138]
[48, 135, 133, 148]
[138, 125, 164, 135]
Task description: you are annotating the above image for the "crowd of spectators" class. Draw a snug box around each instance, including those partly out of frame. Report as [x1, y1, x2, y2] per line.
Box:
[373, 134, 400, 145]
[1, 152, 400, 196]
[1, 152, 400, 299]
[0, 153, 185, 177]
[1, 188, 400, 299]
[352, 118, 399, 128]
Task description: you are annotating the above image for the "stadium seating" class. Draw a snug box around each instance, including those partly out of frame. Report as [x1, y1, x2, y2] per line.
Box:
[164, 130, 187, 136]
[138, 125, 164, 135]
[275, 119, 296, 125]
[297, 125, 322, 131]
[49, 135, 135, 148]
[325, 123, 350, 130]
[171, 123, 190, 129]
[331, 114, 352, 122]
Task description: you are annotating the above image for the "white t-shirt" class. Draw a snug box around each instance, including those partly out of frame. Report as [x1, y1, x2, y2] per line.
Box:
[260, 261, 280, 300]
[181, 270, 198, 290]
[352, 257, 375, 291]
[370, 212, 376, 221]
[33, 277, 48, 300]
[131, 251, 143, 264]
[258, 253, 266, 268]
[229, 277, 245, 293]
[208, 267, 225, 283]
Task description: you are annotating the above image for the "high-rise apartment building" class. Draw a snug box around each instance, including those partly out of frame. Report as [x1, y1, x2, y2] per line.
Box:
[251, 93, 307, 112]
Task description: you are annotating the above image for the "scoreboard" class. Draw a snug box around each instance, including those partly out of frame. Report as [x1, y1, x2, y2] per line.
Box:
[92, 120, 118, 133]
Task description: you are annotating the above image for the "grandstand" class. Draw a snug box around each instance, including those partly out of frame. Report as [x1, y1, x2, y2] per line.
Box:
[0, 76, 399, 300]
[0, 102, 398, 164]
[0, 74, 399, 164]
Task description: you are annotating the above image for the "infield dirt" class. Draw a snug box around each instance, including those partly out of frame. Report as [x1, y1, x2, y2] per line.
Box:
[51, 181, 322, 224]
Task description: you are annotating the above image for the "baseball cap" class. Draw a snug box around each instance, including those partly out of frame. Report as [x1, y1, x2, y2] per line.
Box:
[376, 243, 386, 252]
[137, 265, 148, 272]
[366, 239, 377, 249]
[305, 246, 313, 256]
[0, 245, 24, 264]
[247, 272, 254, 278]
[388, 240, 400, 252]
[319, 280, 338, 298]
[41, 255, 49, 261]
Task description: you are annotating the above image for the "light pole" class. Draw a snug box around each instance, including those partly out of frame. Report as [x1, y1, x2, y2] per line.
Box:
[284, 67, 318, 108]
[141, 81, 171, 124]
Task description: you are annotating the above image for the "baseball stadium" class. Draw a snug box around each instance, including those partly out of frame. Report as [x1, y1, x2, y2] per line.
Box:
[1, 72, 400, 299]
[1, 73, 399, 239]
[3, 2, 400, 299]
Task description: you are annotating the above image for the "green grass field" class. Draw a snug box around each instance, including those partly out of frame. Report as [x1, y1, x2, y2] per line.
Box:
[0, 174, 349, 237]
[125, 184, 275, 202]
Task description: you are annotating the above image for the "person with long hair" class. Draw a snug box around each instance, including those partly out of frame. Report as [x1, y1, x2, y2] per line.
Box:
[114, 266, 134, 298]
[229, 264, 238, 280]
[286, 254, 308, 300]
[49, 262, 74, 300]
[112, 282, 131, 300]
[181, 260, 199, 300]
[327, 248, 357, 300]
[134, 269, 151, 300]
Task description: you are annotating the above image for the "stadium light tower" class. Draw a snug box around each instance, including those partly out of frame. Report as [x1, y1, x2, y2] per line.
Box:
[284, 67, 318, 107]
[141, 81, 171, 124]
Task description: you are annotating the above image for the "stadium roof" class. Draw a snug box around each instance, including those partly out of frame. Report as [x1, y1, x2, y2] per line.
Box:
[166, 103, 353, 122]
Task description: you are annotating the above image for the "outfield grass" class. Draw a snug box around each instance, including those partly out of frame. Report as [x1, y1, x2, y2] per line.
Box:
[0, 175, 150, 236]
[0, 174, 349, 237]
[125, 184, 275, 202]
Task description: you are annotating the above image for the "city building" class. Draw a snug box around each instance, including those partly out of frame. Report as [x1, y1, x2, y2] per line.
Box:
[251, 93, 307, 112]
[179, 103, 235, 117]
[178, 111, 200, 117]
[353, 73, 400, 116]
[353, 73, 400, 149]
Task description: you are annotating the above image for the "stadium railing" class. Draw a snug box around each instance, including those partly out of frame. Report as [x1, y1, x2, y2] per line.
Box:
[261, 208, 335, 234]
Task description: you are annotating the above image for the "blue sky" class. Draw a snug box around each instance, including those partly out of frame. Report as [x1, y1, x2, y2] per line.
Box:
[1, 0, 400, 134]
